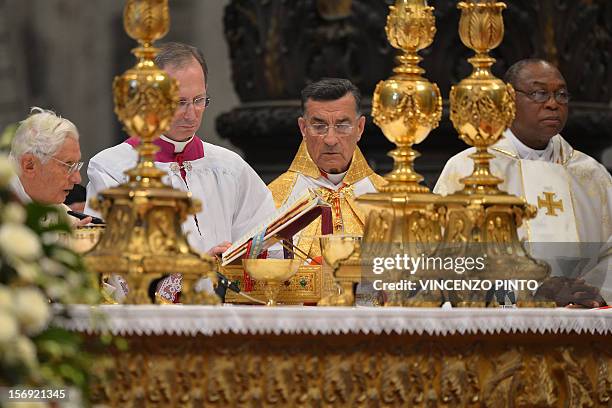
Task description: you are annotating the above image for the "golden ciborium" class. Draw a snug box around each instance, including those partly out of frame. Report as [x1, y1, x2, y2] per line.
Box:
[440, 0, 551, 307]
[356, 0, 444, 307]
[85, 0, 218, 305]
[242, 259, 301, 306]
[317, 235, 360, 306]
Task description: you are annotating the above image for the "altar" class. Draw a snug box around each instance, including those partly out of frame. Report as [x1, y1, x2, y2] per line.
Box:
[58, 306, 612, 407]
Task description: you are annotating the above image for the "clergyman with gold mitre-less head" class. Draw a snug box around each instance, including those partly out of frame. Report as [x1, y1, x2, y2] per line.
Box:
[268, 78, 386, 264]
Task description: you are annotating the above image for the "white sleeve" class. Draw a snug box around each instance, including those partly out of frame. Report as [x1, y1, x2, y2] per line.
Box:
[230, 162, 277, 242]
[84, 159, 123, 218]
[433, 155, 468, 196]
[581, 168, 612, 304]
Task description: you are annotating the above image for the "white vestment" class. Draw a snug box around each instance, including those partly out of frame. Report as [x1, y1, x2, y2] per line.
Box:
[268, 143, 387, 305]
[434, 129, 612, 302]
[289, 172, 378, 205]
[85, 138, 277, 255]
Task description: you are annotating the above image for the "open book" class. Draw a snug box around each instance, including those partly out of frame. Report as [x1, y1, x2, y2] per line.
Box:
[222, 189, 332, 266]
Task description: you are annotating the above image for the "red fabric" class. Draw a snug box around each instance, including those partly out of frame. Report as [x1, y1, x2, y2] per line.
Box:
[124, 136, 205, 164]
[243, 240, 256, 292]
[320, 206, 333, 235]
[309, 256, 322, 266]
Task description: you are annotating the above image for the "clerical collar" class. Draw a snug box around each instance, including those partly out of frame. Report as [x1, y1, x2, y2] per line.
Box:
[159, 135, 194, 153]
[505, 129, 554, 162]
[321, 170, 348, 186]
[10, 176, 32, 203]
[124, 135, 205, 163]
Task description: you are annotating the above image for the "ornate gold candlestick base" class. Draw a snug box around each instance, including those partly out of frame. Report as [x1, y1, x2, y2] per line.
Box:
[357, 192, 443, 307]
[439, 194, 552, 307]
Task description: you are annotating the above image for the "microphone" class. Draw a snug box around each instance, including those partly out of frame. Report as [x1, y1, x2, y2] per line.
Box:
[215, 271, 265, 304]
[67, 210, 105, 225]
[214, 271, 241, 302]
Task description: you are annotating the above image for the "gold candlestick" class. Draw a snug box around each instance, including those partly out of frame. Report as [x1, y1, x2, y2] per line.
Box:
[442, 0, 551, 307]
[450, 0, 515, 195]
[372, 0, 442, 194]
[356, 0, 445, 307]
[85, 0, 218, 305]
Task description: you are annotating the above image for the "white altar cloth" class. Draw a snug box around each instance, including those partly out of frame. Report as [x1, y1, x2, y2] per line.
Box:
[54, 305, 612, 337]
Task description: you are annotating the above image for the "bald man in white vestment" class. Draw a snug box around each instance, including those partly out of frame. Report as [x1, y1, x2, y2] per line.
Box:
[434, 59, 611, 307]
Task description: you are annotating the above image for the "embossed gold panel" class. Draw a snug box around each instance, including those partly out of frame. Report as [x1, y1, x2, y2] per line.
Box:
[89, 332, 612, 407]
[223, 265, 323, 304]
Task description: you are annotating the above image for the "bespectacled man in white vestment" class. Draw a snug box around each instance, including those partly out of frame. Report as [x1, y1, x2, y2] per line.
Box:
[434, 59, 611, 307]
[85, 42, 276, 257]
[85, 42, 276, 302]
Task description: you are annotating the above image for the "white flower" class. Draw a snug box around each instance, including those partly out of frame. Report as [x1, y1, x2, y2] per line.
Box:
[0, 308, 18, 342]
[0, 224, 42, 261]
[50, 247, 78, 265]
[2, 335, 38, 370]
[40, 258, 66, 276]
[45, 282, 67, 299]
[66, 272, 83, 288]
[2, 202, 26, 224]
[0, 284, 11, 309]
[15, 261, 40, 283]
[5, 402, 48, 408]
[13, 288, 50, 335]
[13, 335, 37, 368]
[0, 155, 15, 187]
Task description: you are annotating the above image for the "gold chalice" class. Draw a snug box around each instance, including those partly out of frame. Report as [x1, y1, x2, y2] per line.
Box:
[72, 225, 105, 253]
[320, 235, 359, 269]
[242, 259, 301, 306]
[318, 235, 360, 306]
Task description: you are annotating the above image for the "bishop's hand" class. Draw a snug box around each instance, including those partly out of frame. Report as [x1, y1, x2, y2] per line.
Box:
[536, 276, 605, 308]
[208, 241, 232, 257]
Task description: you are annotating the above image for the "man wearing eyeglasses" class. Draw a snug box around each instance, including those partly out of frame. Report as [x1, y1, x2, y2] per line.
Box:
[9, 107, 90, 226]
[434, 59, 611, 307]
[269, 78, 386, 304]
[86, 42, 276, 259]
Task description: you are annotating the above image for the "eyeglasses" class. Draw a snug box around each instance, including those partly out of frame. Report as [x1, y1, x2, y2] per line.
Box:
[307, 122, 355, 136]
[515, 89, 570, 104]
[41, 153, 84, 174]
[177, 95, 211, 111]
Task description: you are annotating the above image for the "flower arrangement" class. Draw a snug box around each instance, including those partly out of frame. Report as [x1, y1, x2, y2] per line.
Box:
[0, 151, 100, 397]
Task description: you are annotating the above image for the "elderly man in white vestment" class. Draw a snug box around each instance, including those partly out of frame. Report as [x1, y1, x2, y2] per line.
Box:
[434, 59, 611, 307]
[9, 108, 90, 226]
[85, 42, 276, 257]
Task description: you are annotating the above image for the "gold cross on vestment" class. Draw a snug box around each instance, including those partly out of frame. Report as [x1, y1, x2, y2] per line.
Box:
[537, 192, 564, 216]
